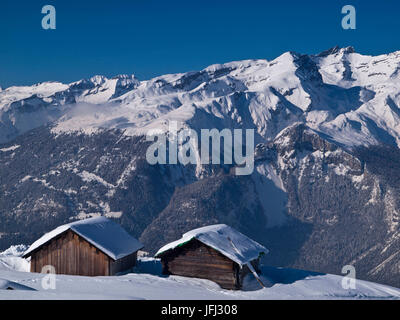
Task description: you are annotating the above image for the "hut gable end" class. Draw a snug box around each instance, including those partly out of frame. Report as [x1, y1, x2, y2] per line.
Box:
[23, 217, 143, 276]
[161, 239, 239, 290]
[30, 229, 111, 276]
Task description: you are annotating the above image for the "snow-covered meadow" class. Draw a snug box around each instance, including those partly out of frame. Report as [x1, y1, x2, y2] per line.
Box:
[0, 246, 399, 300]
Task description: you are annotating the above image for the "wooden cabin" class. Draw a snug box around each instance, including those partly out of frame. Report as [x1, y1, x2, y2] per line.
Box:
[23, 216, 143, 276]
[155, 224, 267, 290]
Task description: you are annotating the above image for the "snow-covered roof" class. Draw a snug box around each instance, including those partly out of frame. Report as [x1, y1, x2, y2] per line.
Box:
[23, 217, 143, 260]
[155, 224, 268, 266]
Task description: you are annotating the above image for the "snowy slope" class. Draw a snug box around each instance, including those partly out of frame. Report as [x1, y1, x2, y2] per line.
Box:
[1, 47, 400, 149]
[0, 255, 399, 300]
[0, 245, 30, 272]
[0, 75, 139, 143]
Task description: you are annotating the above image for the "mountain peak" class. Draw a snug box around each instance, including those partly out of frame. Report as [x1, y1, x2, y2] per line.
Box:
[112, 74, 137, 80]
[341, 46, 356, 54]
[317, 46, 355, 57]
[89, 75, 107, 85]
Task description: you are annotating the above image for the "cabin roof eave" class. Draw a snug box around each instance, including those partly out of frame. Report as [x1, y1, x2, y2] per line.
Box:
[155, 237, 264, 267]
[23, 217, 143, 260]
[21, 228, 117, 260]
[154, 224, 268, 266]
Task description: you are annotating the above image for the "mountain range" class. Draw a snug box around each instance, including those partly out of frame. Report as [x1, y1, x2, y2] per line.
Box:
[0, 46, 399, 287]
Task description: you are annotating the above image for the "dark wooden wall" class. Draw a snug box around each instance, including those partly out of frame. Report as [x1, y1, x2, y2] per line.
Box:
[110, 251, 137, 275]
[30, 229, 136, 276]
[160, 239, 241, 290]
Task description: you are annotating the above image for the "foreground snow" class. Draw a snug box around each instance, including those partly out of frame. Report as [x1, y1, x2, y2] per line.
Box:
[0, 252, 399, 300]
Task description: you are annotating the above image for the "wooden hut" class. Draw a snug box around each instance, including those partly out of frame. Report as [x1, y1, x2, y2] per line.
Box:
[23, 216, 143, 276]
[154, 224, 267, 290]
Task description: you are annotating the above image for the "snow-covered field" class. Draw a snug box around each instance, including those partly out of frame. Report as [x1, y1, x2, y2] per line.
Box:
[0, 246, 399, 300]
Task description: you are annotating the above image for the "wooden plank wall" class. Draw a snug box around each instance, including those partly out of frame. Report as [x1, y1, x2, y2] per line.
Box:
[237, 259, 260, 288]
[109, 252, 137, 275]
[161, 239, 240, 290]
[30, 230, 110, 276]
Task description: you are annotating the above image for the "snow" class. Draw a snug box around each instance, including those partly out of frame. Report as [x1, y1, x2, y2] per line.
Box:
[155, 224, 267, 266]
[78, 170, 116, 189]
[0, 244, 399, 299]
[0, 245, 30, 272]
[2, 47, 400, 151]
[23, 216, 143, 261]
[0, 279, 36, 291]
[0, 145, 20, 152]
[0, 253, 399, 299]
[116, 157, 137, 187]
[368, 251, 400, 276]
[0, 244, 27, 257]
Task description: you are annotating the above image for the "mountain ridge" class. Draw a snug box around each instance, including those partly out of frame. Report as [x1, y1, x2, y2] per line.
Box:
[1, 46, 400, 287]
[1, 46, 400, 148]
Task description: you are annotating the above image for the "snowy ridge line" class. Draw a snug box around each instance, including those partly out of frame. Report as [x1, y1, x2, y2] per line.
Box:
[1, 47, 400, 149]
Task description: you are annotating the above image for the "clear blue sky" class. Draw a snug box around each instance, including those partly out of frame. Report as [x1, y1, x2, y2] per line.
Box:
[1, 0, 399, 88]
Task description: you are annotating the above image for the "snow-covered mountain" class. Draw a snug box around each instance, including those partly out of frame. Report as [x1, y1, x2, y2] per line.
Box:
[2, 46, 400, 148]
[0, 74, 139, 143]
[1, 47, 400, 288]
